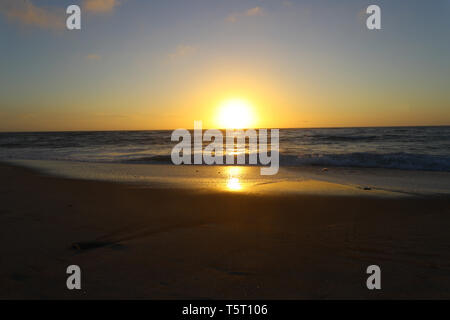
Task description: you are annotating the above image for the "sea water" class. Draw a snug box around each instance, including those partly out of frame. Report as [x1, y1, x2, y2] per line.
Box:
[1, 127, 449, 172]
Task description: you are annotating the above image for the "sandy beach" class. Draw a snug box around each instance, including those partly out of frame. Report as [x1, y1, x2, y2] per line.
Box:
[1, 162, 450, 299]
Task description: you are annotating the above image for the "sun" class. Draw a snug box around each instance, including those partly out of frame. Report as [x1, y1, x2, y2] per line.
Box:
[216, 98, 255, 129]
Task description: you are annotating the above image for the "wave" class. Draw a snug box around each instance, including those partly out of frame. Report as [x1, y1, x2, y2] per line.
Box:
[280, 152, 450, 171]
[111, 152, 450, 171]
[1, 150, 449, 171]
[302, 134, 379, 142]
[123, 155, 173, 163]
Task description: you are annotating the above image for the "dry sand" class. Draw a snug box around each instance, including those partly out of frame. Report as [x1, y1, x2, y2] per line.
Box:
[1, 163, 450, 299]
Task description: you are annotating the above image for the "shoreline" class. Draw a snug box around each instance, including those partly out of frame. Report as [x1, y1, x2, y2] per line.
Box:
[4, 159, 450, 197]
[1, 162, 450, 299]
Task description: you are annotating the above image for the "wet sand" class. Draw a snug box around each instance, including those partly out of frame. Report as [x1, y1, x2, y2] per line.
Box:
[1, 163, 450, 299]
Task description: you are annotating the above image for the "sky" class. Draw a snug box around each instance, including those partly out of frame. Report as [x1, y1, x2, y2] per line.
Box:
[0, 0, 449, 131]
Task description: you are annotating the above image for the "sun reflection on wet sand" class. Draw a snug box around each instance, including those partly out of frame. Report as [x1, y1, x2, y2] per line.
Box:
[227, 177, 243, 191]
[225, 167, 244, 191]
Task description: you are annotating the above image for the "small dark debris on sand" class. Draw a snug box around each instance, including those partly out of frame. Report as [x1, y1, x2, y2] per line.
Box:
[71, 241, 115, 251]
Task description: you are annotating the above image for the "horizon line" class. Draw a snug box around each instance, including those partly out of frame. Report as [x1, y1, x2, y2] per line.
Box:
[1, 124, 449, 134]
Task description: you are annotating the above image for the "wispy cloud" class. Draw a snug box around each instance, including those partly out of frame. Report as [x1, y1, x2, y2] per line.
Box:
[83, 0, 120, 14]
[168, 45, 197, 60]
[246, 7, 264, 17]
[86, 54, 102, 61]
[0, 0, 64, 30]
[226, 6, 265, 23]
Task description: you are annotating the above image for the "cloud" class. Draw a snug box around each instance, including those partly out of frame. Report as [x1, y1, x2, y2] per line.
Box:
[83, 0, 119, 13]
[168, 45, 197, 60]
[246, 7, 264, 17]
[0, 0, 64, 30]
[226, 6, 265, 23]
[86, 54, 102, 61]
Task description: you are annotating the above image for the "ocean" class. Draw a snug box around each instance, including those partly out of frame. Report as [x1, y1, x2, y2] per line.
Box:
[0, 126, 449, 172]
